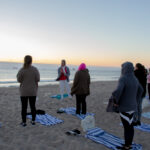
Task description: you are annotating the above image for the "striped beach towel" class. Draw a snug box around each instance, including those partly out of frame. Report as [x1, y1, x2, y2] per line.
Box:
[142, 112, 150, 119]
[135, 123, 150, 133]
[86, 127, 142, 150]
[27, 114, 63, 126]
[120, 123, 150, 133]
[59, 107, 94, 120]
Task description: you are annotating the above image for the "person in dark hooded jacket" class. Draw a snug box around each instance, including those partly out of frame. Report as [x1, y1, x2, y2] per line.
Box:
[134, 63, 147, 125]
[112, 62, 143, 150]
[71, 63, 90, 115]
[134, 63, 147, 98]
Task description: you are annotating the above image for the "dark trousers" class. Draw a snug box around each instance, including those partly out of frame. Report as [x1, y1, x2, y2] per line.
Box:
[21, 96, 36, 123]
[76, 95, 87, 114]
[148, 83, 150, 100]
[121, 116, 134, 146]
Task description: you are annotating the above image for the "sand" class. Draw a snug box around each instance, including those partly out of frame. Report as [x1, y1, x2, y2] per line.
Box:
[0, 81, 150, 150]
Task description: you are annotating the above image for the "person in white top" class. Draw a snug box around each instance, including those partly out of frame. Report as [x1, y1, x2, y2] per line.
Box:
[56, 60, 72, 99]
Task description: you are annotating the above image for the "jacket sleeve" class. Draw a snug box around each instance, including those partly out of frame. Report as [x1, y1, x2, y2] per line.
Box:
[112, 77, 125, 104]
[35, 68, 40, 82]
[56, 67, 61, 80]
[17, 69, 23, 83]
[71, 71, 79, 94]
[66, 67, 70, 77]
[88, 72, 90, 85]
[137, 83, 144, 100]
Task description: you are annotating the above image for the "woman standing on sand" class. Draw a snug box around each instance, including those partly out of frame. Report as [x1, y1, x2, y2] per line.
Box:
[134, 63, 147, 125]
[112, 62, 143, 150]
[71, 63, 90, 115]
[147, 68, 150, 100]
[56, 59, 72, 99]
[134, 63, 147, 98]
[17, 55, 40, 127]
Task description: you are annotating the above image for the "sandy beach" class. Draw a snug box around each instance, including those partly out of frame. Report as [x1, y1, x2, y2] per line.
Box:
[0, 81, 150, 150]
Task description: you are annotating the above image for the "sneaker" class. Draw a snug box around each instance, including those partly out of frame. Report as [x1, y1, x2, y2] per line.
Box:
[65, 129, 81, 136]
[57, 109, 65, 114]
[20, 122, 27, 127]
[31, 121, 36, 125]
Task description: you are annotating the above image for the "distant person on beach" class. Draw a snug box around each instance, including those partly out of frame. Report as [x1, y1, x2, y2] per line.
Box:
[17, 55, 40, 127]
[56, 60, 72, 99]
[147, 68, 150, 100]
[112, 62, 143, 150]
[71, 63, 90, 115]
[134, 63, 147, 124]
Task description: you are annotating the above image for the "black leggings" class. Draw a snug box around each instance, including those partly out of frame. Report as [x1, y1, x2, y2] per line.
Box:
[76, 95, 86, 114]
[21, 96, 36, 123]
[121, 116, 134, 146]
[148, 83, 150, 99]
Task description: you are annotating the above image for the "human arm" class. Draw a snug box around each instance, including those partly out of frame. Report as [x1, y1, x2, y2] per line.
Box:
[35, 68, 40, 82]
[112, 77, 125, 104]
[71, 71, 79, 95]
[17, 69, 23, 83]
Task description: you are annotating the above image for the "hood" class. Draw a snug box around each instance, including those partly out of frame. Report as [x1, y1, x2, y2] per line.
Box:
[121, 62, 134, 75]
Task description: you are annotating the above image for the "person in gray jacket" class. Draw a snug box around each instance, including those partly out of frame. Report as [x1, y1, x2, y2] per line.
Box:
[56, 60, 72, 99]
[17, 55, 40, 127]
[112, 62, 143, 150]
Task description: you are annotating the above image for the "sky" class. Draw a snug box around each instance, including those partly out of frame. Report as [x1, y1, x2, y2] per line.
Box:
[0, 0, 150, 67]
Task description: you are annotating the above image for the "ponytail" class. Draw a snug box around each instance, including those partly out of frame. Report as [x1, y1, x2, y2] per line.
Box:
[23, 55, 32, 69]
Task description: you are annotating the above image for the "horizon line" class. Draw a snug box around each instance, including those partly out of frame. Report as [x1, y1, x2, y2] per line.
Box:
[0, 60, 121, 68]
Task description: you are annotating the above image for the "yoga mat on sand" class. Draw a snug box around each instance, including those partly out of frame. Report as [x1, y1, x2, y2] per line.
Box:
[58, 107, 94, 120]
[142, 112, 150, 119]
[27, 114, 63, 126]
[85, 127, 142, 150]
[120, 123, 150, 133]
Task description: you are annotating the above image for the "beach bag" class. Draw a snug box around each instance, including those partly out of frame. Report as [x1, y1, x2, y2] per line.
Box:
[36, 109, 45, 115]
[106, 96, 119, 113]
[27, 109, 45, 115]
[81, 116, 95, 132]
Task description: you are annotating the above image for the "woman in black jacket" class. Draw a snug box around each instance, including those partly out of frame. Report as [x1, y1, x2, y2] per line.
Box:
[71, 63, 90, 115]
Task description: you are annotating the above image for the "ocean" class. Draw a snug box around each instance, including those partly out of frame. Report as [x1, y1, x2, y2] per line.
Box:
[0, 62, 121, 87]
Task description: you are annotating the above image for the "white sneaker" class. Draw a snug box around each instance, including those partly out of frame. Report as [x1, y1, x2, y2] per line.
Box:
[68, 95, 72, 99]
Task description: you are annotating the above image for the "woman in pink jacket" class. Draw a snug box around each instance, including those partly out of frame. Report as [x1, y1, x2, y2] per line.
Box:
[147, 68, 150, 100]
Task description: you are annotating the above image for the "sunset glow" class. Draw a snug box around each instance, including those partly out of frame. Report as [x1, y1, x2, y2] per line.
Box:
[0, 0, 150, 67]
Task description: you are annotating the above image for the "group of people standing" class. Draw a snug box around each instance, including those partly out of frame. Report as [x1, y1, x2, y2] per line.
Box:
[17, 55, 149, 150]
[111, 62, 150, 150]
[17, 55, 90, 126]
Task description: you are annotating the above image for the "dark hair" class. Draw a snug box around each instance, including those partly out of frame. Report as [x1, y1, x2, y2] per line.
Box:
[61, 59, 66, 66]
[23, 55, 32, 68]
[135, 63, 146, 74]
[136, 63, 146, 70]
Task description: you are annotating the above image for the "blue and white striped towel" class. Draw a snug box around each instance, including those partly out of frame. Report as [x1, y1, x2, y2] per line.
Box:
[142, 112, 150, 119]
[120, 123, 150, 133]
[27, 114, 63, 126]
[86, 127, 142, 150]
[135, 123, 150, 133]
[59, 107, 94, 120]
